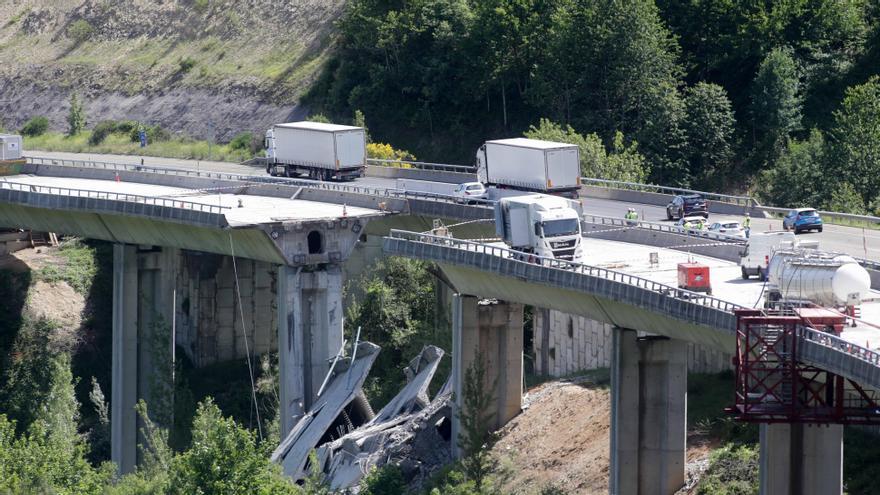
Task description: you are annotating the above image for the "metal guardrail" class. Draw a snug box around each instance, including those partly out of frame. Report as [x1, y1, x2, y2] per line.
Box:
[757, 205, 880, 226]
[387, 229, 743, 313]
[367, 158, 476, 173]
[24, 156, 497, 208]
[581, 177, 755, 207]
[800, 327, 880, 367]
[0, 179, 229, 214]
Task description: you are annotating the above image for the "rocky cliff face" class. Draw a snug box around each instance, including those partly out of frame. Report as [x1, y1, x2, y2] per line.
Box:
[0, 0, 344, 140]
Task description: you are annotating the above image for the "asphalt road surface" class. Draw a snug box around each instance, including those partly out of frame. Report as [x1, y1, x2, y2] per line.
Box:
[26, 150, 880, 261]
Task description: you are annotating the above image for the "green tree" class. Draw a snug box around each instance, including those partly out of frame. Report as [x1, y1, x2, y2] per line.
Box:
[346, 257, 441, 406]
[524, 118, 647, 182]
[169, 399, 299, 495]
[67, 93, 86, 137]
[683, 82, 737, 189]
[830, 76, 880, 205]
[458, 353, 496, 493]
[0, 353, 113, 495]
[750, 47, 802, 169]
[827, 181, 866, 215]
[756, 129, 827, 208]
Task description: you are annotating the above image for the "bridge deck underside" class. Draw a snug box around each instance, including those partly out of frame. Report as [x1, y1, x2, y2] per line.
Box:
[0, 202, 285, 263]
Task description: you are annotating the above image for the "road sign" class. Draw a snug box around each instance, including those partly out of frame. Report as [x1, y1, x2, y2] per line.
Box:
[139, 130, 147, 148]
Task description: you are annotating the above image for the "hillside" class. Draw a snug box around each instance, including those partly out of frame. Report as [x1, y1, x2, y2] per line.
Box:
[0, 0, 344, 140]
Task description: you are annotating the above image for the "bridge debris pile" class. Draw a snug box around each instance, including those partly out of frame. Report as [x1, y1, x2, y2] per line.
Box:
[272, 344, 452, 491]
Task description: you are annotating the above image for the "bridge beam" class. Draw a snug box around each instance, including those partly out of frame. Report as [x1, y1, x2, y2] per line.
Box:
[111, 244, 178, 475]
[277, 264, 344, 436]
[610, 329, 687, 495]
[759, 423, 842, 495]
[451, 295, 523, 458]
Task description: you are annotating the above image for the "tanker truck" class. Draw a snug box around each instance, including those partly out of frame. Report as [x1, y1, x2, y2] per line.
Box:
[495, 194, 584, 263]
[476, 138, 581, 198]
[766, 249, 871, 308]
[265, 121, 366, 181]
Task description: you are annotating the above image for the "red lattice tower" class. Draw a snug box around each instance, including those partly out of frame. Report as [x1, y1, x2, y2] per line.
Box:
[731, 309, 880, 425]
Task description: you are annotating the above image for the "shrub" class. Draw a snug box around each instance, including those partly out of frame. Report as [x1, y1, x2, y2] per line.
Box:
[20, 116, 49, 137]
[228, 131, 253, 151]
[67, 93, 86, 136]
[88, 120, 118, 145]
[67, 19, 94, 43]
[178, 57, 196, 73]
[360, 465, 405, 494]
[130, 124, 171, 144]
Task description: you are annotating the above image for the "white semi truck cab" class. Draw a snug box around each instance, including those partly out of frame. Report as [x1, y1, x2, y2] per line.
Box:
[495, 194, 584, 263]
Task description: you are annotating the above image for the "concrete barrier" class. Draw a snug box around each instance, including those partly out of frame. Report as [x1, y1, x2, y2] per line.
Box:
[582, 221, 745, 263]
[364, 165, 476, 184]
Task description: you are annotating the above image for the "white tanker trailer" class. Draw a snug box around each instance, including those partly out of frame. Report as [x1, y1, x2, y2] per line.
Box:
[767, 249, 871, 307]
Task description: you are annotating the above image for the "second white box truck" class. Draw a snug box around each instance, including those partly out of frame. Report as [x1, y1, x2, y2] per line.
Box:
[476, 138, 581, 198]
[265, 121, 366, 181]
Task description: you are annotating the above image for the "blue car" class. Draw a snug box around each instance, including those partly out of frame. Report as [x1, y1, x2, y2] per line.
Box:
[783, 208, 823, 234]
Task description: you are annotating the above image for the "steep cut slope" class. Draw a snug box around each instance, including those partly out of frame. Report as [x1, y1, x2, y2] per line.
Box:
[0, 0, 344, 139]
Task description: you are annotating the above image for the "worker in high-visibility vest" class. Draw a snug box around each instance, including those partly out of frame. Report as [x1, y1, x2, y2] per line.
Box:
[743, 212, 751, 238]
[683, 219, 693, 231]
[625, 208, 638, 225]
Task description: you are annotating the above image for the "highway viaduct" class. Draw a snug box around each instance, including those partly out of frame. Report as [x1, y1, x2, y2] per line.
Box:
[5, 153, 880, 494]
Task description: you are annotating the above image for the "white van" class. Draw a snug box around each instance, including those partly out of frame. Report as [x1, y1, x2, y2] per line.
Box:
[740, 232, 796, 280]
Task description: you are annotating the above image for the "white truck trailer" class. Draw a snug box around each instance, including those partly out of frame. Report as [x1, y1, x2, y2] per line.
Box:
[476, 138, 581, 198]
[265, 121, 366, 181]
[495, 194, 584, 262]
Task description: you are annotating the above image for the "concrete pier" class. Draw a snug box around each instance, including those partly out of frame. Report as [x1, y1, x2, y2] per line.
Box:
[759, 423, 843, 495]
[111, 244, 178, 475]
[277, 264, 344, 435]
[451, 295, 523, 457]
[610, 328, 687, 495]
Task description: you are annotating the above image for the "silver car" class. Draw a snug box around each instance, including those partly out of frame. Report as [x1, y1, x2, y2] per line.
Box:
[453, 182, 487, 203]
[708, 221, 745, 237]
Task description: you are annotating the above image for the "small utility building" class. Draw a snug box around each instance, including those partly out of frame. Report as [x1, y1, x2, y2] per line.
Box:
[0, 134, 22, 161]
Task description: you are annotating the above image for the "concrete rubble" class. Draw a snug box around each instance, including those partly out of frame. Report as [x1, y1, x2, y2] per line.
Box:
[272, 343, 453, 492]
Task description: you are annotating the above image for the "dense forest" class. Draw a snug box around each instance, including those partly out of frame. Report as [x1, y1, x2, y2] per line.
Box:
[307, 0, 880, 213]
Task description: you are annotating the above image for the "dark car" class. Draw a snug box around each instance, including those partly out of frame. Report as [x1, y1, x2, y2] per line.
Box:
[666, 194, 709, 220]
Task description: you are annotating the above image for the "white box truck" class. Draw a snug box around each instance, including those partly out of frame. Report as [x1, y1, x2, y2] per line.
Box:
[0, 134, 22, 161]
[476, 138, 581, 198]
[495, 194, 584, 262]
[265, 121, 366, 181]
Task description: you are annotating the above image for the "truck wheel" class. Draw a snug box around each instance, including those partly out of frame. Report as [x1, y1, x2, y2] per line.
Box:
[758, 267, 767, 282]
[741, 267, 749, 280]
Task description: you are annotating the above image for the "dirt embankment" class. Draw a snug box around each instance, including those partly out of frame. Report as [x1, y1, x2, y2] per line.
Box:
[0, 0, 345, 140]
[492, 379, 715, 494]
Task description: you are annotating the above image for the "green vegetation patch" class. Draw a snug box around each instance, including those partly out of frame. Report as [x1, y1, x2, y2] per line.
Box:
[695, 444, 759, 495]
[35, 239, 98, 295]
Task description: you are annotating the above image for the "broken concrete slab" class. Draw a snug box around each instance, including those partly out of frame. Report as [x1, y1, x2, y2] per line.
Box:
[271, 341, 380, 479]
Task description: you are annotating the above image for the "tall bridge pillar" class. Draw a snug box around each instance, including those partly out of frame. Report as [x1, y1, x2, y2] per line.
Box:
[111, 244, 179, 475]
[276, 263, 344, 435]
[759, 423, 842, 495]
[451, 295, 523, 457]
[610, 328, 687, 495]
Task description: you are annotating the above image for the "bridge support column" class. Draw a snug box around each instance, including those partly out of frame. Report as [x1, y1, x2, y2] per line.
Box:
[451, 295, 523, 458]
[277, 264, 344, 437]
[610, 329, 687, 495]
[111, 244, 178, 475]
[759, 423, 842, 495]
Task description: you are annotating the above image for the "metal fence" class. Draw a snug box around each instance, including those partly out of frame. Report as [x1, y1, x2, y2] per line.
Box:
[800, 327, 880, 367]
[581, 177, 755, 207]
[387, 229, 743, 313]
[0, 179, 228, 214]
[367, 158, 475, 173]
[25, 156, 497, 208]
